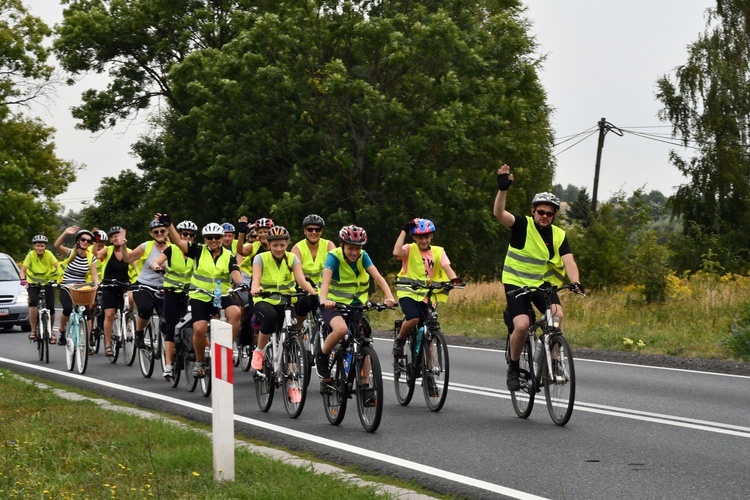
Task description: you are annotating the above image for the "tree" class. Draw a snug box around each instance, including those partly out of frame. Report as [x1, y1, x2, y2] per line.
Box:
[565, 187, 593, 227]
[0, 1, 76, 257]
[656, 0, 750, 273]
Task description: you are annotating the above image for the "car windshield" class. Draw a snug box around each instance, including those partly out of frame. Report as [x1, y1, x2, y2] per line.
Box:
[0, 260, 20, 282]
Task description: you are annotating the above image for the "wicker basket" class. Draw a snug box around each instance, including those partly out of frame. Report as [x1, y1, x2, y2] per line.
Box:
[69, 284, 98, 306]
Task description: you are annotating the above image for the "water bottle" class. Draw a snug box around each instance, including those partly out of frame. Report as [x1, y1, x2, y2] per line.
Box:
[533, 337, 543, 373]
[344, 351, 352, 375]
[213, 280, 222, 307]
[415, 326, 424, 355]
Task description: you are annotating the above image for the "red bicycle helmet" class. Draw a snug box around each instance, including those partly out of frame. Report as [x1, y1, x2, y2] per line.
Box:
[339, 225, 368, 246]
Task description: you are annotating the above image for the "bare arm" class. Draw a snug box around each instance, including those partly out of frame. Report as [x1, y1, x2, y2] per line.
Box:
[250, 260, 263, 296]
[493, 165, 516, 228]
[561, 254, 580, 283]
[319, 268, 335, 308]
[366, 265, 396, 307]
[291, 243, 303, 261]
[293, 262, 317, 295]
[55, 225, 77, 255]
[392, 229, 408, 259]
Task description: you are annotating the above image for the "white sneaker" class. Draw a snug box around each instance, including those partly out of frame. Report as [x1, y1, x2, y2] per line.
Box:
[163, 365, 174, 380]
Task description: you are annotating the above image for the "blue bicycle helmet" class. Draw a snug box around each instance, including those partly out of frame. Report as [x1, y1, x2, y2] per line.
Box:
[221, 222, 235, 232]
[412, 218, 436, 235]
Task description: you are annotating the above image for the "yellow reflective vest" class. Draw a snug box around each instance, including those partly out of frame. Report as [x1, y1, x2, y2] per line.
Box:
[189, 245, 232, 303]
[328, 247, 369, 305]
[22, 250, 58, 284]
[163, 243, 194, 290]
[502, 216, 566, 287]
[294, 238, 331, 286]
[239, 241, 263, 276]
[396, 244, 450, 303]
[256, 251, 297, 306]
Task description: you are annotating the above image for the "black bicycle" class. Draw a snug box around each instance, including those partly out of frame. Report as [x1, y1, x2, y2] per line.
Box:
[95, 280, 135, 365]
[28, 283, 55, 364]
[131, 283, 165, 378]
[320, 302, 390, 433]
[392, 279, 463, 412]
[504, 283, 584, 426]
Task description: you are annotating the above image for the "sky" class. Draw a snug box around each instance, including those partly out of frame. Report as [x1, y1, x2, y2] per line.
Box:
[23, 0, 715, 212]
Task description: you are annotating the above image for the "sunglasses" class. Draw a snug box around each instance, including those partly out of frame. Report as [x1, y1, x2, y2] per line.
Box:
[204, 235, 221, 240]
[152, 229, 167, 235]
[535, 209, 556, 217]
[305, 227, 322, 233]
[78, 238, 92, 243]
[181, 232, 196, 238]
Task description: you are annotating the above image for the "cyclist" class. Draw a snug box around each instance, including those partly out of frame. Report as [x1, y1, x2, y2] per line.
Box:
[122, 219, 169, 349]
[221, 222, 239, 256]
[95, 226, 135, 356]
[250, 225, 318, 401]
[161, 216, 245, 379]
[291, 214, 335, 328]
[316, 225, 397, 379]
[391, 218, 461, 356]
[493, 164, 583, 390]
[54, 226, 100, 346]
[236, 217, 273, 343]
[20, 235, 59, 341]
[151, 220, 197, 379]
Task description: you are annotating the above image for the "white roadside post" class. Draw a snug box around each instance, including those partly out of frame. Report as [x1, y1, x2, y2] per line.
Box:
[210, 319, 235, 481]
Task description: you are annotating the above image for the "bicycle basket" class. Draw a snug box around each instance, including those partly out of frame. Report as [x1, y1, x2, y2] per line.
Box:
[69, 284, 98, 306]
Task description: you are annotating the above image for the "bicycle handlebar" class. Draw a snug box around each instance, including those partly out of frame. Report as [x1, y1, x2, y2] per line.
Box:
[507, 283, 586, 298]
[393, 278, 465, 292]
[335, 301, 393, 313]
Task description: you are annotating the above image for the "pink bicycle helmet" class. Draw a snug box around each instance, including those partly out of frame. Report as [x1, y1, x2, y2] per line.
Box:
[339, 225, 368, 246]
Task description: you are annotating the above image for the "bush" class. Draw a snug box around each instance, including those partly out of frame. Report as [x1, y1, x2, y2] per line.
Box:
[725, 303, 750, 359]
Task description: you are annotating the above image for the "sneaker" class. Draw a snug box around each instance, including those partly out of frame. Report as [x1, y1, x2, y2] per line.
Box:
[57, 333, 66, 346]
[287, 384, 302, 404]
[163, 365, 174, 380]
[392, 338, 405, 356]
[251, 349, 264, 371]
[135, 330, 145, 349]
[192, 362, 206, 379]
[425, 375, 439, 397]
[316, 351, 331, 379]
[506, 366, 521, 391]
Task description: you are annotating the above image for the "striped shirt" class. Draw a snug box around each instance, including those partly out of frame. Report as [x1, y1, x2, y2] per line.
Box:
[62, 251, 91, 284]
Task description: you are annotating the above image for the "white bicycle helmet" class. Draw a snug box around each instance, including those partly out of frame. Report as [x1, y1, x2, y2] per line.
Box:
[202, 222, 224, 236]
[531, 192, 561, 210]
[176, 220, 198, 231]
[31, 234, 48, 244]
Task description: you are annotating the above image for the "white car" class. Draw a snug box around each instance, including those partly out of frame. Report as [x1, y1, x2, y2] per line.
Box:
[0, 253, 30, 332]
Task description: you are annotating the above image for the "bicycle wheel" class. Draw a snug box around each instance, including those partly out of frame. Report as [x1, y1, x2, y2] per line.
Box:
[393, 333, 415, 406]
[233, 339, 240, 367]
[200, 351, 212, 397]
[509, 334, 536, 419]
[544, 334, 575, 426]
[122, 312, 136, 366]
[239, 344, 252, 372]
[157, 318, 167, 372]
[322, 353, 347, 426]
[355, 344, 383, 433]
[138, 323, 156, 378]
[65, 320, 76, 371]
[38, 311, 50, 363]
[300, 322, 313, 388]
[92, 321, 101, 354]
[422, 329, 450, 412]
[184, 352, 198, 392]
[282, 334, 307, 418]
[171, 348, 182, 388]
[254, 344, 275, 411]
[75, 316, 88, 374]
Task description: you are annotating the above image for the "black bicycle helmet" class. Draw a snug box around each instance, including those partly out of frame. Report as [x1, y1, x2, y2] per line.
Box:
[302, 214, 325, 227]
[108, 226, 123, 236]
[266, 226, 291, 241]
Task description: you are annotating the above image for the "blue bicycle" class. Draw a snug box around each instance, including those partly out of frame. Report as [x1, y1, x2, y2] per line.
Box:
[62, 284, 97, 374]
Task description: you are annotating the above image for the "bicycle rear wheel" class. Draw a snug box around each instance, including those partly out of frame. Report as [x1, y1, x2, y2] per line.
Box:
[254, 344, 274, 411]
[355, 345, 383, 433]
[75, 316, 88, 374]
[65, 321, 76, 371]
[422, 329, 449, 412]
[171, 349, 182, 388]
[139, 323, 156, 378]
[200, 347, 211, 397]
[282, 334, 307, 418]
[239, 344, 252, 372]
[39, 311, 50, 363]
[184, 352, 198, 392]
[544, 334, 575, 426]
[122, 312, 136, 365]
[156, 318, 166, 372]
[393, 333, 415, 406]
[509, 334, 536, 419]
[322, 353, 347, 425]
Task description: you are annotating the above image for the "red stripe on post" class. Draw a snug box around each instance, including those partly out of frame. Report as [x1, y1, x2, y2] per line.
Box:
[215, 343, 224, 381]
[225, 346, 233, 384]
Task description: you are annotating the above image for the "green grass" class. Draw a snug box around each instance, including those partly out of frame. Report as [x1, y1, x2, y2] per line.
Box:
[0, 371, 402, 499]
[369, 274, 750, 360]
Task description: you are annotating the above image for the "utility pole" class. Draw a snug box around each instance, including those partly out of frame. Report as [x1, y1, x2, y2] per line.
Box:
[591, 117, 623, 215]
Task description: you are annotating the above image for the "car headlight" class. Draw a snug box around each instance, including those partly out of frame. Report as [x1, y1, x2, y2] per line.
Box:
[18, 289, 29, 304]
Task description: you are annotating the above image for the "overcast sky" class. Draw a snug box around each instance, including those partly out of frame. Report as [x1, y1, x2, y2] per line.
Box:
[25, 0, 715, 212]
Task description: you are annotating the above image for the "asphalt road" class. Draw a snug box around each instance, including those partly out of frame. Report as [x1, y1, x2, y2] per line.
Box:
[2, 325, 749, 499]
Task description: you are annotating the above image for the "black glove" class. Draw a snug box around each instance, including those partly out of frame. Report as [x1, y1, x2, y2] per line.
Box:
[236, 220, 248, 234]
[450, 278, 465, 286]
[402, 220, 416, 233]
[571, 281, 585, 295]
[158, 213, 172, 226]
[497, 173, 513, 191]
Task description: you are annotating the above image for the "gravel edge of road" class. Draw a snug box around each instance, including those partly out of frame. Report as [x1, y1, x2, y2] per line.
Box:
[372, 331, 750, 377]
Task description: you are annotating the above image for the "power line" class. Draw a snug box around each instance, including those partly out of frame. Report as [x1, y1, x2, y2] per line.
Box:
[554, 129, 599, 155]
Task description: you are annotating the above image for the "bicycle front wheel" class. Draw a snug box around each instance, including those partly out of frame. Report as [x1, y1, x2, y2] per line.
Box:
[122, 313, 136, 365]
[200, 349, 211, 397]
[282, 334, 307, 418]
[65, 321, 76, 371]
[239, 344, 252, 372]
[322, 353, 347, 426]
[39, 311, 50, 363]
[254, 344, 274, 411]
[138, 323, 156, 378]
[544, 334, 575, 426]
[509, 334, 536, 419]
[75, 316, 88, 374]
[422, 329, 450, 412]
[393, 334, 415, 406]
[184, 352, 198, 392]
[356, 344, 383, 433]
[171, 349, 182, 388]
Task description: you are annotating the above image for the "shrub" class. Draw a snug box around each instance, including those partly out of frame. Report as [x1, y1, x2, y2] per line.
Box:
[725, 303, 750, 359]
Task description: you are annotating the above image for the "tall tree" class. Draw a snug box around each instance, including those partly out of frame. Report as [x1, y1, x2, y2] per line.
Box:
[656, 0, 750, 272]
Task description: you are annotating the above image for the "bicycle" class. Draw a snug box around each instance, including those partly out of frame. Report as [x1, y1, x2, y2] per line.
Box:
[235, 299, 256, 372]
[131, 283, 165, 378]
[300, 306, 325, 388]
[28, 282, 55, 364]
[253, 291, 309, 418]
[97, 280, 136, 365]
[61, 283, 97, 375]
[320, 302, 390, 433]
[392, 279, 463, 412]
[504, 283, 584, 426]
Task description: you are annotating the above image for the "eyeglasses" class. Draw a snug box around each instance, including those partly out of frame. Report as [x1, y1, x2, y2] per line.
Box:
[535, 209, 556, 218]
[305, 227, 322, 233]
[204, 235, 221, 240]
[78, 238, 92, 243]
[152, 229, 167, 235]
[181, 232, 196, 238]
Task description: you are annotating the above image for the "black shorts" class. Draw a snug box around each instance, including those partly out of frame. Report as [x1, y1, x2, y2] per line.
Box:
[504, 284, 560, 321]
[190, 296, 239, 323]
[28, 284, 55, 310]
[398, 297, 430, 322]
[101, 283, 127, 311]
[133, 283, 164, 320]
